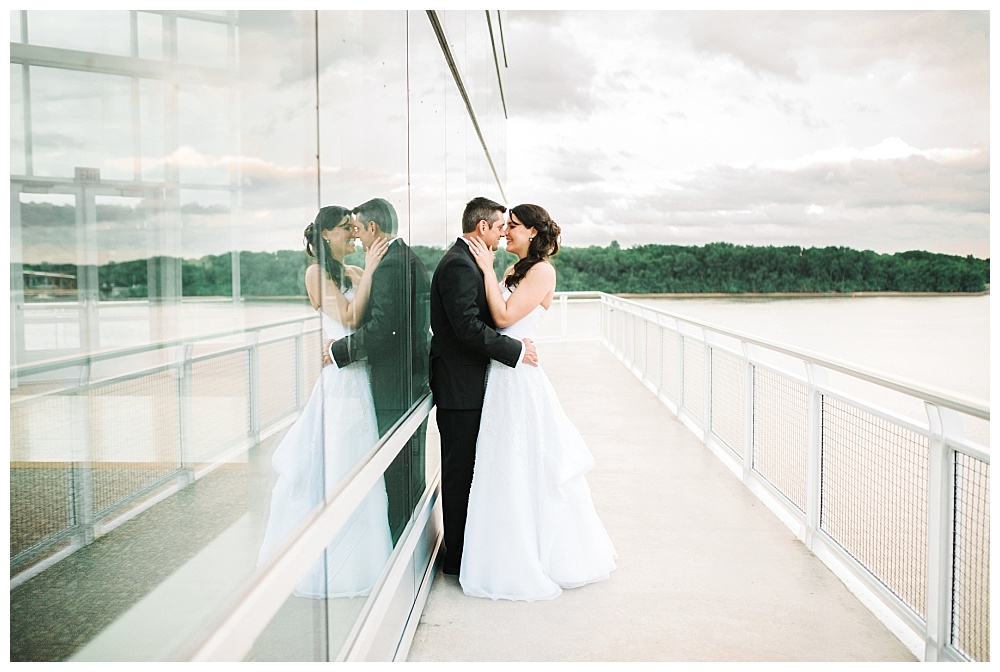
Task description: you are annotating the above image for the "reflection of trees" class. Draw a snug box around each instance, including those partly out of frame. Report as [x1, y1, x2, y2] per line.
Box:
[19, 242, 990, 299]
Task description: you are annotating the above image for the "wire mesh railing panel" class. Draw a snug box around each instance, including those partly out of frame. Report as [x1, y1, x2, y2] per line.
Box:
[614, 310, 624, 358]
[752, 367, 808, 511]
[710, 348, 745, 457]
[9, 393, 80, 560]
[9, 463, 74, 565]
[88, 371, 182, 515]
[681, 336, 705, 424]
[189, 352, 251, 462]
[952, 452, 990, 661]
[646, 322, 663, 391]
[661, 326, 679, 402]
[634, 314, 648, 377]
[624, 312, 635, 366]
[257, 339, 298, 427]
[820, 396, 929, 617]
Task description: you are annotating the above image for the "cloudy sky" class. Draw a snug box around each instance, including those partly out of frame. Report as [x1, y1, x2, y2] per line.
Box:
[500, 10, 989, 258]
[10, 9, 990, 264]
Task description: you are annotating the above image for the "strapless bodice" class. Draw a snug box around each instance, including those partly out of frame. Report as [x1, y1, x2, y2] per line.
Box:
[318, 287, 358, 340]
[496, 284, 547, 341]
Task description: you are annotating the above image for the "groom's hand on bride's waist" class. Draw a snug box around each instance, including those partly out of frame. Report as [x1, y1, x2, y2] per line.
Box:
[322, 338, 334, 366]
[522, 338, 538, 367]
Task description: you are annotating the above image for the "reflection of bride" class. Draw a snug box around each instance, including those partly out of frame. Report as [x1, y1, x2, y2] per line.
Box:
[461, 204, 617, 601]
[257, 206, 392, 598]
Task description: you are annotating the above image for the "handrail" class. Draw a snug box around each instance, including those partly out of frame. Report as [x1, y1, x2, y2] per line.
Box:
[186, 394, 435, 662]
[601, 292, 989, 662]
[602, 294, 989, 421]
[9, 293, 603, 380]
[10, 313, 319, 378]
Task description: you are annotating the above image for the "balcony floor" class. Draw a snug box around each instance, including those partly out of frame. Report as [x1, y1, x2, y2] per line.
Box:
[406, 339, 918, 662]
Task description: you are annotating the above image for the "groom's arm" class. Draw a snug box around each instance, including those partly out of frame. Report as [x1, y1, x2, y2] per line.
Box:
[437, 258, 523, 368]
[330, 254, 404, 368]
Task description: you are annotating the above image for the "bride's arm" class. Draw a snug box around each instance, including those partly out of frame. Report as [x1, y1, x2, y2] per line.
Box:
[305, 237, 390, 327]
[468, 238, 555, 328]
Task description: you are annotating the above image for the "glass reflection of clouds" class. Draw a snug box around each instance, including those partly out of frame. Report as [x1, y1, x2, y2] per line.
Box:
[25, 10, 132, 56]
[10, 10, 509, 663]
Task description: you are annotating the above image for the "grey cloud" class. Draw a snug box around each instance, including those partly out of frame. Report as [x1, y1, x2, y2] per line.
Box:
[687, 11, 803, 81]
[661, 151, 989, 216]
[678, 10, 988, 96]
[505, 11, 601, 117]
[521, 148, 988, 257]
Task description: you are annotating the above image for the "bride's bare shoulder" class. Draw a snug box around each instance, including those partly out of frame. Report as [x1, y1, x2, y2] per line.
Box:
[526, 260, 556, 281]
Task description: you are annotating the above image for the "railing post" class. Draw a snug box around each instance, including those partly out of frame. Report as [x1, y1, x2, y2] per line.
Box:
[246, 330, 260, 443]
[175, 343, 195, 480]
[923, 403, 959, 661]
[702, 328, 711, 443]
[657, 320, 664, 395]
[644, 311, 650, 377]
[294, 321, 305, 410]
[804, 362, 827, 548]
[72, 363, 96, 546]
[741, 341, 755, 482]
[677, 327, 686, 415]
[598, 298, 604, 345]
[559, 293, 568, 339]
[625, 308, 633, 368]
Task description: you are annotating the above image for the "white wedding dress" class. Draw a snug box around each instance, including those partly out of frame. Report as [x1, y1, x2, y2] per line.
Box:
[257, 290, 392, 598]
[460, 285, 617, 601]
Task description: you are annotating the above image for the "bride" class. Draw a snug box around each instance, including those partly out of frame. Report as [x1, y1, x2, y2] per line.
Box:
[257, 205, 392, 599]
[462, 203, 617, 601]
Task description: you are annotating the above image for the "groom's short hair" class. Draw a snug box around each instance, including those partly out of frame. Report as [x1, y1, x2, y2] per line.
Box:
[354, 198, 398, 235]
[462, 197, 506, 233]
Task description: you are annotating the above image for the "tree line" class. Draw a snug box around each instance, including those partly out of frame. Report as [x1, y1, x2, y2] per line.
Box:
[20, 241, 989, 299]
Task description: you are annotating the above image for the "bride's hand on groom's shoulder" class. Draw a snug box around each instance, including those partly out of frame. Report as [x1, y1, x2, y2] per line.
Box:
[468, 237, 494, 275]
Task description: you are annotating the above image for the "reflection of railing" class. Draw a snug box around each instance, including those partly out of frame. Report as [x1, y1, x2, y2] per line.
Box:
[179, 290, 606, 661]
[9, 315, 322, 585]
[600, 294, 990, 663]
[22, 270, 78, 300]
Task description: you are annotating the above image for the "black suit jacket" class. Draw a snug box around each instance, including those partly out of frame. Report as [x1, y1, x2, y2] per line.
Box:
[429, 238, 522, 410]
[331, 238, 431, 434]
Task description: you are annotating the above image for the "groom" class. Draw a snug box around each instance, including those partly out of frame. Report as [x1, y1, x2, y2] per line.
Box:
[327, 197, 431, 544]
[430, 196, 538, 575]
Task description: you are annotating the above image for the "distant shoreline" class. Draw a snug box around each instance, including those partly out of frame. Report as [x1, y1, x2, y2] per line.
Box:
[619, 290, 990, 299]
[236, 289, 989, 302]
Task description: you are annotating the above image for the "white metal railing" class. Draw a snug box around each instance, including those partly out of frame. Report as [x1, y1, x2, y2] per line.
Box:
[600, 294, 989, 663]
[11, 304, 438, 661]
[7, 291, 604, 660]
[9, 314, 322, 585]
[13, 291, 985, 662]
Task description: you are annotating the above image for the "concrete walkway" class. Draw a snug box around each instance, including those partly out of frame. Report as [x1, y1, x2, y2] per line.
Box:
[406, 340, 917, 662]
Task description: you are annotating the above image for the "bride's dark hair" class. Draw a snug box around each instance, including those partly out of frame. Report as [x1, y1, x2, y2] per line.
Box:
[504, 204, 561, 290]
[303, 205, 353, 292]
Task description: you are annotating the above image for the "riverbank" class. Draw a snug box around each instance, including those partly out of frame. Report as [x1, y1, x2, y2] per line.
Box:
[617, 290, 990, 299]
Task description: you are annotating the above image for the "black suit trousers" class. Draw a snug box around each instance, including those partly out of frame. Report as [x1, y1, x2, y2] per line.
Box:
[436, 407, 481, 573]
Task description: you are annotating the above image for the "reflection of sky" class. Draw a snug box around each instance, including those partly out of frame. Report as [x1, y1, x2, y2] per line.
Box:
[12, 10, 988, 265]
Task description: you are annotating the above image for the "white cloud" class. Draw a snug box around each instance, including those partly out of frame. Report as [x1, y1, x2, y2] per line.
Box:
[503, 10, 989, 258]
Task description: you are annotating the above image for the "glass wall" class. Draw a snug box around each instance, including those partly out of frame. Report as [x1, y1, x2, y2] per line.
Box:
[9, 10, 509, 661]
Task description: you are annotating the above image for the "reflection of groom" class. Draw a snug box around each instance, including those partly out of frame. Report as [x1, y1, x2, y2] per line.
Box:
[326, 198, 431, 544]
[430, 196, 539, 575]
